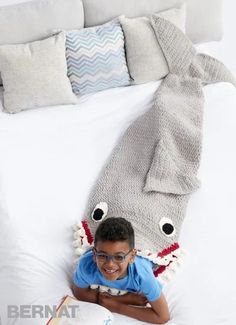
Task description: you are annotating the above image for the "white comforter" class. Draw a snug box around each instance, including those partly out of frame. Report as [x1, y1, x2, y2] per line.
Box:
[0, 67, 236, 325]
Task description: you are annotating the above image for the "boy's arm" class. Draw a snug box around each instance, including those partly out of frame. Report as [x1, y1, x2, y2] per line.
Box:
[102, 292, 148, 306]
[72, 283, 98, 304]
[72, 284, 147, 306]
[98, 292, 170, 324]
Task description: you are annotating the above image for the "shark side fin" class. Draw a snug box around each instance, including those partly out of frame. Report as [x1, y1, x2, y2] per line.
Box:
[143, 139, 200, 195]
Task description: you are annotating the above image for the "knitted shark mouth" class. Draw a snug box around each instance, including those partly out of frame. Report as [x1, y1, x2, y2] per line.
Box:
[72, 221, 184, 282]
[144, 243, 184, 282]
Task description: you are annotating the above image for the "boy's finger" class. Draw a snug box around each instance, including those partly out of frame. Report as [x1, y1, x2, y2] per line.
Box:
[100, 292, 111, 297]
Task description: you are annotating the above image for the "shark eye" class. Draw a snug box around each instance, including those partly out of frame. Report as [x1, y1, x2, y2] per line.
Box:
[91, 202, 108, 222]
[159, 217, 175, 237]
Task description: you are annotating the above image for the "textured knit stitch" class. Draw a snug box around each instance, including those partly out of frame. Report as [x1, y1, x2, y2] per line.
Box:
[73, 17, 236, 281]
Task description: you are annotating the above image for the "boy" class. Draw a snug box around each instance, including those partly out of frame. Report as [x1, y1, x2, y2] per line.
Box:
[72, 217, 170, 324]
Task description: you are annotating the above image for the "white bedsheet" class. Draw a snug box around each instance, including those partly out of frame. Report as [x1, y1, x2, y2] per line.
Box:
[0, 67, 236, 325]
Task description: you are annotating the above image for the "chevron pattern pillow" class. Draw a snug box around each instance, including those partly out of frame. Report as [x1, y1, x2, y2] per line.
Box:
[65, 20, 130, 94]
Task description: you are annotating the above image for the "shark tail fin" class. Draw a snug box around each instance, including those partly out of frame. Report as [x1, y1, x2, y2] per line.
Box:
[150, 15, 196, 76]
[151, 15, 236, 88]
[190, 53, 236, 87]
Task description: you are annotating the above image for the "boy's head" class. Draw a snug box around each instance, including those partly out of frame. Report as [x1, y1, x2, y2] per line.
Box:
[94, 217, 134, 248]
[93, 217, 136, 281]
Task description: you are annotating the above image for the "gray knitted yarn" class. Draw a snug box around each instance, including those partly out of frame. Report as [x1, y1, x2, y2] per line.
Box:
[73, 17, 235, 281]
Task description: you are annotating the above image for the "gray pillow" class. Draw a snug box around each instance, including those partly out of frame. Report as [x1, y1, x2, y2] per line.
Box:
[0, 32, 77, 113]
[83, 0, 223, 44]
[120, 5, 186, 84]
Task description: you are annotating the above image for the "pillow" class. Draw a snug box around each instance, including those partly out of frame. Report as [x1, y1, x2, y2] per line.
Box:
[156, 5, 186, 33]
[119, 5, 186, 84]
[82, 0, 223, 44]
[0, 32, 77, 113]
[65, 20, 130, 95]
[0, 0, 84, 85]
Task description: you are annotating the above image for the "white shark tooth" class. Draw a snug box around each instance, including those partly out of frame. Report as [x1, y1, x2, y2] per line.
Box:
[72, 239, 81, 247]
[99, 285, 107, 293]
[151, 257, 160, 264]
[73, 222, 84, 230]
[156, 256, 170, 266]
[75, 247, 85, 256]
[162, 270, 172, 282]
[72, 224, 79, 231]
[73, 231, 81, 239]
[173, 248, 185, 258]
[110, 288, 119, 295]
[149, 253, 158, 260]
[82, 242, 91, 251]
[172, 260, 180, 269]
[167, 262, 178, 273]
[175, 256, 183, 266]
[77, 228, 86, 237]
[144, 250, 152, 256]
[169, 255, 177, 262]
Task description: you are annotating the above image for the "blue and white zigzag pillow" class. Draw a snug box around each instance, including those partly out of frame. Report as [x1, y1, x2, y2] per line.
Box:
[66, 20, 130, 95]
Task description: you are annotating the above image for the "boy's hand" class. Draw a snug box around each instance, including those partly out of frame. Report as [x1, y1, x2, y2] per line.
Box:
[123, 292, 148, 306]
[98, 291, 148, 307]
[98, 292, 122, 313]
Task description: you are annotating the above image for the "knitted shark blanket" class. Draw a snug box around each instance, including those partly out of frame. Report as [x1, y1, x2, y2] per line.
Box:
[73, 16, 236, 283]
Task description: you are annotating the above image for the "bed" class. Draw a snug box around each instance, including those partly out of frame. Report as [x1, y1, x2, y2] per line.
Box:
[0, 0, 236, 325]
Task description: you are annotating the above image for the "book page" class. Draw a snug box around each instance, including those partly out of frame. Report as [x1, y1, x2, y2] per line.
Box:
[47, 296, 113, 325]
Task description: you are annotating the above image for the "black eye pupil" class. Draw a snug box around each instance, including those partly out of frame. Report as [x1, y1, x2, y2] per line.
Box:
[93, 208, 104, 221]
[162, 223, 174, 235]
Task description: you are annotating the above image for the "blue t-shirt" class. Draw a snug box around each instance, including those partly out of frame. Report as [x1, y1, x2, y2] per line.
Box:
[73, 250, 162, 302]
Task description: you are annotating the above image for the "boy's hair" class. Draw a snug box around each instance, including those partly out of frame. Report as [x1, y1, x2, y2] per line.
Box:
[94, 217, 135, 248]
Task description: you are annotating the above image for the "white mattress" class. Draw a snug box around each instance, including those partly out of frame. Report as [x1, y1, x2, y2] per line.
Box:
[1, 2, 236, 323]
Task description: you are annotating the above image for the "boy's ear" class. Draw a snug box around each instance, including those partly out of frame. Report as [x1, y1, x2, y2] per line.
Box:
[129, 249, 137, 264]
[92, 247, 96, 262]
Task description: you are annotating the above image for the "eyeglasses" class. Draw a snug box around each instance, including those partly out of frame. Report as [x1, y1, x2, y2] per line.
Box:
[93, 248, 133, 264]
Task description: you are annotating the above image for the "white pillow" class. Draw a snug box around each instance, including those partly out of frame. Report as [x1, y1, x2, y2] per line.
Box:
[119, 4, 186, 84]
[156, 5, 186, 33]
[0, 32, 77, 113]
[0, 0, 84, 86]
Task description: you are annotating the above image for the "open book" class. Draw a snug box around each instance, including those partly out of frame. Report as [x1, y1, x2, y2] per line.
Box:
[46, 295, 113, 325]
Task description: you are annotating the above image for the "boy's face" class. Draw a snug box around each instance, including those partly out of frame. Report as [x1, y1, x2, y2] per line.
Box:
[93, 240, 136, 281]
